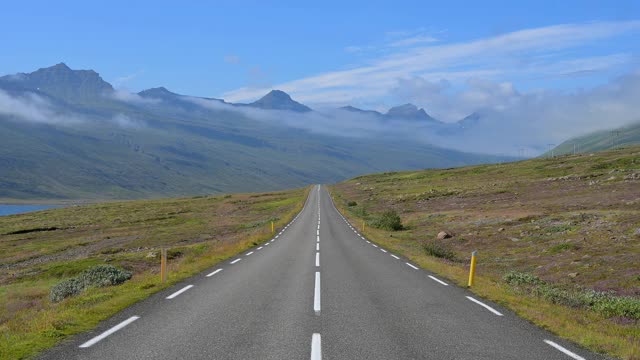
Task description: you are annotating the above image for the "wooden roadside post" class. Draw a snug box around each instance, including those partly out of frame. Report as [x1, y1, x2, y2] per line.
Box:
[160, 248, 167, 283]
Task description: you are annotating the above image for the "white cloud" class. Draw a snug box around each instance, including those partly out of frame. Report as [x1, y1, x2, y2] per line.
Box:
[112, 70, 144, 87]
[223, 21, 640, 109]
[0, 89, 147, 129]
[389, 35, 439, 47]
[224, 55, 241, 64]
[112, 113, 145, 128]
[110, 89, 161, 105]
[0, 90, 82, 124]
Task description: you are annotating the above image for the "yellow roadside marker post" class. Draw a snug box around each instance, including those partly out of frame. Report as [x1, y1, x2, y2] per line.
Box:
[271, 221, 275, 234]
[468, 251, 477, 287]
[362, 220, 365, 232]
[160, 248, 167, 283]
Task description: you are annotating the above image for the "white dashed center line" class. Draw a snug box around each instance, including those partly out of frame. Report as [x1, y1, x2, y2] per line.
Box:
[311, 333, 322, 360]
[314, 272, 321, 315]
[315, 252, 320, 267]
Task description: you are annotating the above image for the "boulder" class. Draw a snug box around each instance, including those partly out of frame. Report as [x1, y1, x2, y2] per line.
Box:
[437, 231, 452, 240]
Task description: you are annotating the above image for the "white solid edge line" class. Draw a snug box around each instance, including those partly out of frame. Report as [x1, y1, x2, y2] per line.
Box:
[543, 340, 585, 360]
[79, 316, 140, 348]
[206, 269, 223, 277]
[311, 333, 322, 360]
[246, 251, 254, 256]
[391, 254, 400, 259]
[466, 296, 504, 316]
[231, 258, 242, 264]
[166, 284, 194, 299]
[428, 275, 449, 286]
[315, 252, 320, 267]
[314, 272, 321, 314]
[405, 262, 418, 270]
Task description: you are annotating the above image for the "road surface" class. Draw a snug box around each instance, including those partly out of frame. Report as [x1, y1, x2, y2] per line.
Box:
[39, 185, 607, 360]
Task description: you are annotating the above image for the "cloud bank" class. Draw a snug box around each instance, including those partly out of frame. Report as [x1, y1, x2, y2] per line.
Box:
[198, 70, 640, 155]
[223, 20, 640, 112]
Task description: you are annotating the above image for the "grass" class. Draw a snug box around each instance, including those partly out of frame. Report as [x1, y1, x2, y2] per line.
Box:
[0, 186, 309, 360]
[330, 146, 640, 360]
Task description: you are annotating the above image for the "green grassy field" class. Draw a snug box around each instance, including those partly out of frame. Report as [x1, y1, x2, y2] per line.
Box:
[331, 146, 640, 359]
[0, 187, 308, 360]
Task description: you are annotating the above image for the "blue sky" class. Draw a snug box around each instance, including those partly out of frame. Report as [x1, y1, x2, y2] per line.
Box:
[2, 0, 639, 117]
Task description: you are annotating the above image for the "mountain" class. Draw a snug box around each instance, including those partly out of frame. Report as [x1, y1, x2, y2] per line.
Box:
[138, 86, 182, 100]
[551, 121, 640, 155]
[0, 64, 506, 200]
[457, 112, 481, 130]
[247, 90, 312, 112]
[339, 106, 383, 117]
[0, 63, 113, 104]
[385, 103, 441, 124]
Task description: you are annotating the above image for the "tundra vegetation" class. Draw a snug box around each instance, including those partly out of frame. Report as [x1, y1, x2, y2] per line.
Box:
[0, 187, 308, 359]
[332, 146, 640, 360]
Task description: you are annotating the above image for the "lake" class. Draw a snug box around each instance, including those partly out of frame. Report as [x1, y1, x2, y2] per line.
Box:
[0, 204, 59, 216]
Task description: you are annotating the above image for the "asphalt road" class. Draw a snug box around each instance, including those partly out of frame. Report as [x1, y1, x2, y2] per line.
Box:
[39, 185, 609, 360]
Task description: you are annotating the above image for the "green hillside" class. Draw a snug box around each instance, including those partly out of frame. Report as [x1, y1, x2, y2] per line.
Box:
[552, 121, 640, 155]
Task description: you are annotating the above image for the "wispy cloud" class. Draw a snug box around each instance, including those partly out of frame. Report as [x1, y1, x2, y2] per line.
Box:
[208, 70, 640, 155]
[0, 89, 147, 128]
[223, 21, 640, 111]
[112, 70, 144, 87]
[110, 89, 161, 105]
[388, 34, 439, 47]
[0, 90, 82, 125]
[224, 55, 241, 64]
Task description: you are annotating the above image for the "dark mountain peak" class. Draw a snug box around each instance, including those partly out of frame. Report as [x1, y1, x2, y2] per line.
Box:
[248, 90, 312, 112]
[51, 62, 71, 70]
[0, 63, 114, 103]
[385, 103, 440, 123]
[138, 87, 180, 99]
[339, 105, 383, 117]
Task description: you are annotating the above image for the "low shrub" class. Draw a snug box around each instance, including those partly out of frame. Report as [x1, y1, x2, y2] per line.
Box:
[422, 240, 456, 261]
[503, 271, 640, 320]
[50, 265, 132, 303]
[503, 271, 544, 286]
[370, 210, 403, 231]
[347, 201, 358, 207]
